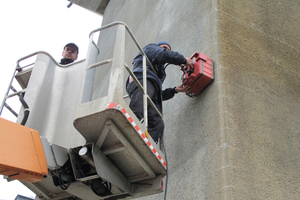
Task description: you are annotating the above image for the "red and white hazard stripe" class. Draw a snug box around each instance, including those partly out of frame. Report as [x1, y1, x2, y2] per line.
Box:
[106, 103, 167, 169]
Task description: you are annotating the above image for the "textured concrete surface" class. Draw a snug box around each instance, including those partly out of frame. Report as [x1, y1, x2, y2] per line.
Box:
[72, 0, 300, 199]
[218, 0, 300, 199]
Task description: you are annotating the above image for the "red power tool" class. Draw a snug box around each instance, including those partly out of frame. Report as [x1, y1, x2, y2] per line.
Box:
[181, 52, 214, 97]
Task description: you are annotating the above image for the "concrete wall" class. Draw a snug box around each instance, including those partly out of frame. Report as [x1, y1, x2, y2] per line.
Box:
[91, 0, 300, 199]
[218, 0, 300, 199]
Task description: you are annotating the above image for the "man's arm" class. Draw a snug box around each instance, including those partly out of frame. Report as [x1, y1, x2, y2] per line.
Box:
[174, 84, 192, 93]
[143, 44, 186, 65]
[162, 84, 192, 101]
[142, 43, 194, 67]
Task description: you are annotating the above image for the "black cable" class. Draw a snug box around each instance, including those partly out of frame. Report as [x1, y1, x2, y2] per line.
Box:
[75, 162, 111, 197]
[75, 164, 86, 177]
[162, 136, 168, 200]
[91, 180, 111, 197]
[164, 63, 171, 70]
[58, 170, 72, 190]
[19, 93, 29, 125]
[21, 109, 29, 125]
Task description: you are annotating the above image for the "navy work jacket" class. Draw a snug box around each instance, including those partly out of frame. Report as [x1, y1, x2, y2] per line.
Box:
[127, 43, 187, 100]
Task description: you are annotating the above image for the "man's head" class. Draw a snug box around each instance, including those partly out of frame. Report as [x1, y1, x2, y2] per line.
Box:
[157, 41, 171, 51]
[62, 43, 79, 62]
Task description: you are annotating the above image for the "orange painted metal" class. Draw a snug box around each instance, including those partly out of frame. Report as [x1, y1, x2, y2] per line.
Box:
[0, 117, 48, 182]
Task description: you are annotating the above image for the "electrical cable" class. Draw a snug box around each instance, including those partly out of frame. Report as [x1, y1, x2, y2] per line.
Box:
[75, 161, 111, 197]
[164, 63, 171, 70]
[58, 170, 72, 190]
[162, 136, 168, 200]
[91, 180, 111, 197]
[19, 93, 29, 125]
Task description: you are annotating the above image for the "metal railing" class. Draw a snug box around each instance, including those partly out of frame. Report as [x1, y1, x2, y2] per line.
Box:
[0, 21, 163, 131]
[88, 21, 163, 130]
[0, 51, 85, 117]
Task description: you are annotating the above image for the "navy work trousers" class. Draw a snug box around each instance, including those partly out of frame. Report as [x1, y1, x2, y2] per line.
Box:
[126, 79, 164, 142]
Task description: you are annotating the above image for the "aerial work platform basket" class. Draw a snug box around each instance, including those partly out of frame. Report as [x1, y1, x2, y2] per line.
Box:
[0, 22, 167, 200]
[71, 22, 167, 199]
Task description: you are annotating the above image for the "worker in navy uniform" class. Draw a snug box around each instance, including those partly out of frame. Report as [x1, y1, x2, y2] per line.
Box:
[60, 43, 79, 65]
[126, 41, 193, 143]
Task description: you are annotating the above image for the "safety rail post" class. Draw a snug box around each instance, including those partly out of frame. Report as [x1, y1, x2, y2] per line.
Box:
[143, 55, 148, 129]
[80, 35, 100, 103]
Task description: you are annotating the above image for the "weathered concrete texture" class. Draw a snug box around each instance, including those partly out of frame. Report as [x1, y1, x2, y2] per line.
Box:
[80, 0, 299, 199]
[218, 0, 300, 199]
